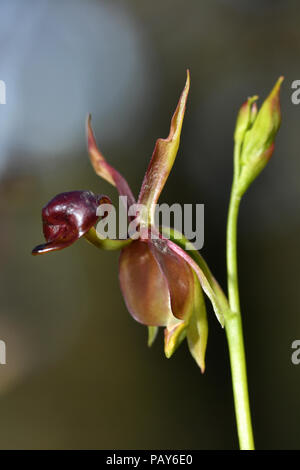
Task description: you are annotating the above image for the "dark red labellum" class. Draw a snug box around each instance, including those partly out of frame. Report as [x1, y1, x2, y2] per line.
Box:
[32, 190, 110, 255]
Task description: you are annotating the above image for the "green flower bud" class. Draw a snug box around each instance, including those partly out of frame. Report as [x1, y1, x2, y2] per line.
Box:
[235, 77, 283, 196]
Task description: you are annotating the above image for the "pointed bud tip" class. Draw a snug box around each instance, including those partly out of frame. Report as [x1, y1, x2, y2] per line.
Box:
[264, 76, 284, 122]
[275, 75, 284, 89]
[268, 76, 284, 104]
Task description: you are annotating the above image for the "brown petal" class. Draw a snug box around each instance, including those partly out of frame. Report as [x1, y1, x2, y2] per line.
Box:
[119, 240, 173, 326]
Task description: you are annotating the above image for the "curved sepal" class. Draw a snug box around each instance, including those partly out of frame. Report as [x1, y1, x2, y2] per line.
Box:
[87, 115, 136, 207]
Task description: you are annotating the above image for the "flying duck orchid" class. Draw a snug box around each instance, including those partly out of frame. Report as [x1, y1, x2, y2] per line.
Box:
[32, 71, 230, 372]
[32, 72, 284, 449]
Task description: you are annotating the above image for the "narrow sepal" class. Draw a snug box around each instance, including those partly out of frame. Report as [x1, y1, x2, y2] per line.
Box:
[138, 71, 190, 223]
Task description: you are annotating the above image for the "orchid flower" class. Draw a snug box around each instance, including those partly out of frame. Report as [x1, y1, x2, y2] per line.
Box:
[32, 71, 229, 372]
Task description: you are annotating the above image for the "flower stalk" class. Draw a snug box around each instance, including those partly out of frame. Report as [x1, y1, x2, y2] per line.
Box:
[224, 76, 283, 450]
[225, 186, 255, 450]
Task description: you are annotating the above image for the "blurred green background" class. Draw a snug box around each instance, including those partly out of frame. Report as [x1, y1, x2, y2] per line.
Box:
[0, 0, 299, 450]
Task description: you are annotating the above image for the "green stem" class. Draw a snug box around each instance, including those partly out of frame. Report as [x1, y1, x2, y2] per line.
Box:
[225, 188, 255, 450]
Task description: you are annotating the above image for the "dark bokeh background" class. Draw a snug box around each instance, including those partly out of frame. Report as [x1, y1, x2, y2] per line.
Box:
[0, 0, 299, 449]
